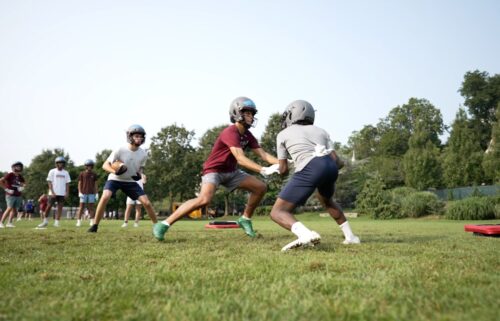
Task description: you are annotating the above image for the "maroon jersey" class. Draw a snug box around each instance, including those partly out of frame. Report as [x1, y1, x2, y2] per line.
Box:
[3, 172, 25, 196]
[202, 125, 260, 175]
[78, 171, 98, 194]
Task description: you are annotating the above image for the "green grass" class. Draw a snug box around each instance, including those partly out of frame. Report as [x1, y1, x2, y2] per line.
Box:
[0, 214, 499, 321]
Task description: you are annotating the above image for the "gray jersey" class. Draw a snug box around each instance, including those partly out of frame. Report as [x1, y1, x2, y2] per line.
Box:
[106, 146, 147, 182]
[276, 124, 334, 172]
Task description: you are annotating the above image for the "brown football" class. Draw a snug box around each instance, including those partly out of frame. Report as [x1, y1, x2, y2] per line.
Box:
[111, 161, 127, 175]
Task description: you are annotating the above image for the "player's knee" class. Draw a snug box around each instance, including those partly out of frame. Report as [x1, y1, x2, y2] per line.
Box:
[256, 182, 267, 196]
[197, 196, 211, 207]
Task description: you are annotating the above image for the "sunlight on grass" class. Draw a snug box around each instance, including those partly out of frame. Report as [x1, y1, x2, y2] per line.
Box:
[0, 215, 498, 321]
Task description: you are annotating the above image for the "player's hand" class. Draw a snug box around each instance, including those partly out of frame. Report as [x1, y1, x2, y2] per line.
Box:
[115, 166, 127, 176]
[17, 186, 24, 192]
[78, 192, 84, 198]
[95, 193, 99, 201]
[4, 188, 14, 194]
[260, 164, 280, 177]
[131, 173, 142, 181]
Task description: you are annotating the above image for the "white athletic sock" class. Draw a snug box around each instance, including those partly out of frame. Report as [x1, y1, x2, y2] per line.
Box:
[241, 216, 251, 220]
[43, 218, 49, 224]
[77, 219, 81, 224]
[161, 221, 170, 226]
[340, 221, 355, 240]
[291, 222, 312, 238]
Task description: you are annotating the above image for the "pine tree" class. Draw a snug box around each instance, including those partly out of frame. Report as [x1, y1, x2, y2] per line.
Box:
[402, 123, 442, 190]
[482, 104, 500, 183]
[442, 108, 484, 187]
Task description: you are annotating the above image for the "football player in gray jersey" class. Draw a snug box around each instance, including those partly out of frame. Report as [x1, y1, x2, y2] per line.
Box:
[271, 100, 360, 252]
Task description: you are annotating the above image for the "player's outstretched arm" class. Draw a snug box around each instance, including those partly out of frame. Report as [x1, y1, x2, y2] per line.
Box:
[252, 148, 279, 165]
[230, 147, 262, 173]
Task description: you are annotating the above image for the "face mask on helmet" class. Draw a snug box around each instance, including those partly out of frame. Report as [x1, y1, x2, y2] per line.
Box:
[11, 162, 23, 173]
[127, 125, 146, 146]
[229, 97, 258, 128]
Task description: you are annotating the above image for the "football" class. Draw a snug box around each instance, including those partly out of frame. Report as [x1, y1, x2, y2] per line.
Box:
[111, 160, 127, 175]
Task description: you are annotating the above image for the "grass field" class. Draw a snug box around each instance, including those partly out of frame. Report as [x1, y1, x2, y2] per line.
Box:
[0, 214, 499, 321]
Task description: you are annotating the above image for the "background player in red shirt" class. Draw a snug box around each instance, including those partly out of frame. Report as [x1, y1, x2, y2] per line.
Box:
[0, 161, 26, 228]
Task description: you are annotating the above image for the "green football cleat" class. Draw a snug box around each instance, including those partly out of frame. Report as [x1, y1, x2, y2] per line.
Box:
[153, 223, 169, 241]
[237, 217, 256, 238]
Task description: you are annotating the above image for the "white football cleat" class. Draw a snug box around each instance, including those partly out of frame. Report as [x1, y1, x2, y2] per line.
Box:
[281, 231, 321, 252]
[76, 220, 81, 227]
[121, 222, 128, 228]
[37, 221, 48, 228]
[6, 223, 16, 228]
[343, 236, 361, 244]
[0, 223, 5, 228]
[54, 221, 60, 227]
[133, 222, 139, 228]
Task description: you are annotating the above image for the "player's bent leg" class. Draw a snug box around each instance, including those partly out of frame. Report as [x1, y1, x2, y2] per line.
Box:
[88, 190, 112, 232]
[270, 198, 298, 230]
[154, 183, 216, 241]
[238, 176, 267, 218]
[317, 194, 360, 244]
[236, 176, 266, 237]
[137, 195, 157, 224]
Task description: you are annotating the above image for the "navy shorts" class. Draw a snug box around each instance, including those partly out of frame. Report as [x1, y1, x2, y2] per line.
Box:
[278, 156, 338, 206]
[103, 180, 145, 201]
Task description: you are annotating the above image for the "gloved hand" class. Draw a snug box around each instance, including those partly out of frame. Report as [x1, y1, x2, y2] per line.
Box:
[260, 164, 280, 177]
[17, 186, 24, 192]
[4, 188, 14, 194]
[312, 144, 333, 157]
[115, 165, 128, 176]
[95, 193, 99, 201]
[131, 173, 142, 181]
[78, 192, 84, 198]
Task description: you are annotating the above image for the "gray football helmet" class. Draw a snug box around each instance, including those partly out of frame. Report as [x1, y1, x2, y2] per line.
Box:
[84, 159, 95, 166]
[55, 156, 66, 164]
[229, 97, 258, 124]
[127, 124, 146, 145]
[281, 100, 315, 129]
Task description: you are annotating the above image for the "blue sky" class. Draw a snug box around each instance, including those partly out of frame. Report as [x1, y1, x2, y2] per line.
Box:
[1, 0, 499, 172]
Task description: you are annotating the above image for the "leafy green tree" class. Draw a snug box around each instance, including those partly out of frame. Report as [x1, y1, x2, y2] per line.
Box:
[348, 125, 379, 159]
[377, 98, 444, 157]
[402, 123, 442, 190]
[482, 104, 500, 183]
[459, 70, 500, 149]
[442, 108, 485, 187]
[368, 156, 405, 188]
[147, 124, 200, 210]
[260, 113, 282, 156]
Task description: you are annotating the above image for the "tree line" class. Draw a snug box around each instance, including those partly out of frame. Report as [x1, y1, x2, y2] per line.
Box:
[1, 70, 499, 212]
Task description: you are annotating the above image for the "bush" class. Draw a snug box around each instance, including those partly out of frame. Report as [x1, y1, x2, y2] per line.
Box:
[401, 192, 444, 218]
[372, 203, 403, 219]
[445, 197, 496, 220]
[391, 187, 417, 200]
[355, 175, 387, 215]
[253, 205, 273, 216]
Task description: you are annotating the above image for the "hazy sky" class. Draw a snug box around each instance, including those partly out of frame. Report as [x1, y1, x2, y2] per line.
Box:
[1, 0, 499, 172]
